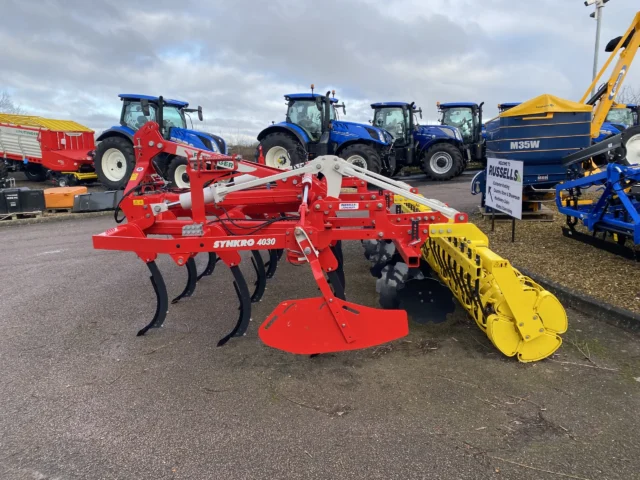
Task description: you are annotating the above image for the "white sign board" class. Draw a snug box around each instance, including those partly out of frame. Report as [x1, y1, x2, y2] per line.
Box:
[485, 158, 523, 220]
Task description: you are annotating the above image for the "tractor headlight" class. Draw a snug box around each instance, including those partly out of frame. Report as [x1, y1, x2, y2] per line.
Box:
[454, 128, 462, 141]
[600, 129, 613, 136]
[377, 130, 385, 143]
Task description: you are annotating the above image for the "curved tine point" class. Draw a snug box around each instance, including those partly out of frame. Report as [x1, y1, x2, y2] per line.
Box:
[197, 252, 218, 282]
[265, 249, 279, 279]
[172, 257, 198, 304]
[137, 261, 169, 336]
[217, 266, 252, 347]
[250, 251, 267, 302]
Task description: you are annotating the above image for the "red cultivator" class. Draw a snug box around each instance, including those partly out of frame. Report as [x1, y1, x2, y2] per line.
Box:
[93, 122, 469, 354]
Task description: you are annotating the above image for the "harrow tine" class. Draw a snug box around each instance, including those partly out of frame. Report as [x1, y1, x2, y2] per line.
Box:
[217, 266, 252, 347]
[197, 252, 218, 281]
[265, 249, 279, 279]
[171, 257, 197, 304]
[137, 261, 169, 336]
[250, 251, 267, 302]
[276, 249, 284, 261]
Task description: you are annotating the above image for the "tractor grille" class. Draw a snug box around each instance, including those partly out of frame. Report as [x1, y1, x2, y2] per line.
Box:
[365, 127, 380, 141]
[196, 134, 214, 151]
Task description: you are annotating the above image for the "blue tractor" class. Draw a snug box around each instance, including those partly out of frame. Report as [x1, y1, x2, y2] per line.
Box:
[257, 89, 393, 174]
[94, 94, 227, 189]
[437, 102, 486, 169]
[596, 103, 640, 142]
[370, 101, 469, 180]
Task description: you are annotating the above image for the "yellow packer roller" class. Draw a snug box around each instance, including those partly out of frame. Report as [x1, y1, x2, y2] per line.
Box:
[367, 195, 567, 362]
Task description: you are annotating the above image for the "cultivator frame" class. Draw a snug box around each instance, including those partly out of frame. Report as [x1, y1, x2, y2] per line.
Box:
[93, 122, 567, 361]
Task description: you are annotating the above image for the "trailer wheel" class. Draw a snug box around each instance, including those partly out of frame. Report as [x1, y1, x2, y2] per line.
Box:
[167, 157, 190, 189]
[24, 164, 47, 182]
[339, 144, 382, 174]
[94, 137, 135, 189]
[422, 143, 463, 181]
[260, 133, 305, 169]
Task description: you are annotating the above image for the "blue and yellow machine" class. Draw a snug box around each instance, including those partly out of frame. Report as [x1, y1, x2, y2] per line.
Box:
[472, 11, 640, 211]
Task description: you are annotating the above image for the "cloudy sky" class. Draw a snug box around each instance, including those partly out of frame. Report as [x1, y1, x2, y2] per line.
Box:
[1, 0, 639, 144]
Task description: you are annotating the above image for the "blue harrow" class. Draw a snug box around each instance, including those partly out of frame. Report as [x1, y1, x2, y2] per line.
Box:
[556, 147, 640, 261]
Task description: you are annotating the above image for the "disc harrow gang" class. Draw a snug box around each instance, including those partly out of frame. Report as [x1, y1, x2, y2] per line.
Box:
[93, 121, 567, 361]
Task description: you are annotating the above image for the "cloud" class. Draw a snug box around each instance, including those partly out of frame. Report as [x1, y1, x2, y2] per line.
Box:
[1, 0, 638, 144]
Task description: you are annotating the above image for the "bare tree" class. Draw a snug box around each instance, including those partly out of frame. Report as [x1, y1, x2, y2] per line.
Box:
[616, 85, 640, 105]
[0, 91, 24, 114]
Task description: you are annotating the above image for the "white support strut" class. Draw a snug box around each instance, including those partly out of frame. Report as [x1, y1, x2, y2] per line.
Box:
[173, 156, 461, 219]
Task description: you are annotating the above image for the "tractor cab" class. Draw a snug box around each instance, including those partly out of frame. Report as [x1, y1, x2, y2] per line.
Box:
[118, 94, 201, 139]
[371, 102, 422, 166]
[284, 93, 340, 142]
[437, 102, 485, 162]
[605, 103, 637, 129]
[498, 102, 521, 114]
[595, 103, 640, 143]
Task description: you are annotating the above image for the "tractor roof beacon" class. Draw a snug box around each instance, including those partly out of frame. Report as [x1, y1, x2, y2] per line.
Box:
[94, 94, 227, 190]
[370, 101, 480, 180]
[257, 87, 393, 175]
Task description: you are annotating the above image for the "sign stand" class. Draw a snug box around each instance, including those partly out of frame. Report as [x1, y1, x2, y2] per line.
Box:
[511, 217, 516, 242]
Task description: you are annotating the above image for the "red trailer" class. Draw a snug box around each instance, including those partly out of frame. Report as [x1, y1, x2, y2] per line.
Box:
[0, 113, 97, 186]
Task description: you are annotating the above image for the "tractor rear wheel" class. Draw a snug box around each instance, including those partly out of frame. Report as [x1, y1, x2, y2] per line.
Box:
[167, 157, 190, 189]
[260, 133, 305, 169]
[24, 164, 47, 182]
[339, 144, 382, 174]
[94, 136, 135, 189]
[422, 143, 463, 181]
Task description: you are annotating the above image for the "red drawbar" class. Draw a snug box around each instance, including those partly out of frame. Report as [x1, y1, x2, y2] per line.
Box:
[259, 297, 409, 354]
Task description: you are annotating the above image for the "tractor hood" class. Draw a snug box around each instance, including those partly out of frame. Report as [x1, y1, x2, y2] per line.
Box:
[169, 127, 226, 154]
[331, 120, 393, 145]
[415, 124, 463, 142]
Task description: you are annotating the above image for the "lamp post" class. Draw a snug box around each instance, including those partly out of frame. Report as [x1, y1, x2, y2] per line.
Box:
[585, 0, 611, 96]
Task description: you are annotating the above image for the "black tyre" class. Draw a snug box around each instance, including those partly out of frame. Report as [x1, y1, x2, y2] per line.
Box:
[422, 143, 463, 181]
[339, 144, 382, 174]
[24, 163, 47, 182]
[167, 157, 190, 189]
[260, 133, 306, 169]
[94, 136, 136, 189]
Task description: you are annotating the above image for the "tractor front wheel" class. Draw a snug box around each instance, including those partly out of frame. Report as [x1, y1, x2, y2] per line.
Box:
[260, 133, 305, 169]
[339, 144, 382, 174]
[167, 157, 190, 189]
[23, 164, 47, 182]
[94, 137, 135, 189]
[422, 143, 463, 181]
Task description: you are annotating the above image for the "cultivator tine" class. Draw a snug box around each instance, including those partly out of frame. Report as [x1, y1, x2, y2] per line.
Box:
[217, 266, 252, 347]
[265, 249, 279, 279]
[196, 252, 218, 281]
[250, 251, 267, 302]
[171, 257, 197, 304]
[136, 261, 169, 337]
[326, 270, 346, 300]
[330, 240, 346, 292]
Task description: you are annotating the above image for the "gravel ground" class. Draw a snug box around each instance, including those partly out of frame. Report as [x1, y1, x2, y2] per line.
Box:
[1, 176, 639, 479]
[473, 208, 640, 315]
